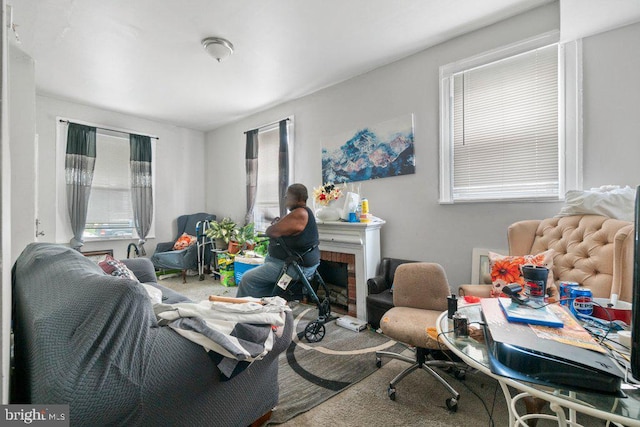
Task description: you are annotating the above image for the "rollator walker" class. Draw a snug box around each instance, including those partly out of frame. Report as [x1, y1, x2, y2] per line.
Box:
[270, 237, 334, 343]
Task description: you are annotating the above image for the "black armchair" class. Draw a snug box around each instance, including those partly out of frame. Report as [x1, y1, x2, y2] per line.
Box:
[150, 212, 215, 283]
[366, 257, 417, 329]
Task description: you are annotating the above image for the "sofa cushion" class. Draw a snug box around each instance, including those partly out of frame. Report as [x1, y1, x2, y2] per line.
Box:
[145, 281, 192, 304]
[489, 250, 554, 297]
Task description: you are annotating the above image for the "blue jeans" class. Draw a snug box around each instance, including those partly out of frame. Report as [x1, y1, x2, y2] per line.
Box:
[235, 255, 319, 298]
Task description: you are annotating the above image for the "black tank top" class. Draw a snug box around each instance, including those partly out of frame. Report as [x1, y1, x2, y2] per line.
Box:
[268, 206, 320, 267]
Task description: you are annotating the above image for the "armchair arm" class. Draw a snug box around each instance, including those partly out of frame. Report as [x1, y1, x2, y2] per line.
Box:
[613, 224, 634, 302]
[458, 284, 492, 298]
[122, 258, 157, 284]
[155, 241, 175, 253]
[367, 276, 389, 294]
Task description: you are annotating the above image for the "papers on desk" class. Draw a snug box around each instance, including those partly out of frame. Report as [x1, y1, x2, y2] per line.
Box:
[494, 298, 605, 353]
[530, 304, 607, 354]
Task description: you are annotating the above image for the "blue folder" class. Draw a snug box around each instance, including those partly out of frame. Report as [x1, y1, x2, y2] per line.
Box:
[497, 297, 564, 328]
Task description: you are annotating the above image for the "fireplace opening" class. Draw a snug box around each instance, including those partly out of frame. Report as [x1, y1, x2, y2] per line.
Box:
[315, 251, 356, 316]
[317, 260, 348, 310]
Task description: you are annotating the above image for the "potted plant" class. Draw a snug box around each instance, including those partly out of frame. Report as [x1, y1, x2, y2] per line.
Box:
[254, 235, 269, 257]
[205, 217, 237, 249]
[234, 222, 257, 252]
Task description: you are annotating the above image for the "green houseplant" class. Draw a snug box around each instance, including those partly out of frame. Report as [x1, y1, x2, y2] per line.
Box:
[234, 222, 257, 251]
[205, 217, 237, 249]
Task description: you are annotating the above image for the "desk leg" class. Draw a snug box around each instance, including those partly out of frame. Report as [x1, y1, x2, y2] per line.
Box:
[498, 380, 516, 427]
[549, 401, 567, 426]
[523, 396, 548, 426]
[568, 391, 576, 425]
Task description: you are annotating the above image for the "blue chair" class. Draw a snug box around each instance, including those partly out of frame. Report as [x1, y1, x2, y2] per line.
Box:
[151, 212, 215, 282]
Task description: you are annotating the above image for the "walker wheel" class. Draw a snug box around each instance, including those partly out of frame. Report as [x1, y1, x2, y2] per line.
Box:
[376, 357, 382, 368]
[304, 321, 326, 343]
[446, 397, 458, 412]
[199, 274, 205, 281]
[454, 369, 466, 380]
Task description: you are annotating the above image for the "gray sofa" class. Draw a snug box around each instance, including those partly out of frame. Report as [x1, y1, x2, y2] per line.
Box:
[12, 243, 293, 426]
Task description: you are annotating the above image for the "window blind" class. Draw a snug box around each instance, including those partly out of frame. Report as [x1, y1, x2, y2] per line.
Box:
[254, 127, 280, 231]
[84, 133, 135, 239]
[452, 44, 559, 201]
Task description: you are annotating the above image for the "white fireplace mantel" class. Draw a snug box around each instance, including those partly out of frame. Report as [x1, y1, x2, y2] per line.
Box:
[315, 218, 385, 320]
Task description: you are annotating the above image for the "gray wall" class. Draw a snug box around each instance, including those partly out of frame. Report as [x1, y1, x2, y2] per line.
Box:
[205, 5, 640, 290]
[582, 22, 640, 189]
[33, 96, 207, 259]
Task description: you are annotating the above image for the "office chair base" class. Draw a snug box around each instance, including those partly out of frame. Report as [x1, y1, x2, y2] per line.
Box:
[375, 348, 463, 411]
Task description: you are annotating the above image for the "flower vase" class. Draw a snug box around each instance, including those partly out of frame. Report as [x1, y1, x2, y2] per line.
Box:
[316, 200, 341, 221]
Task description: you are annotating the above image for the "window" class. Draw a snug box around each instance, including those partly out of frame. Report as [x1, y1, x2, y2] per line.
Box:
[83, 132, 135, 240]
[439, 32, 580, 203]
[55, 120, 156, 243]
[250, 120, 293, 232]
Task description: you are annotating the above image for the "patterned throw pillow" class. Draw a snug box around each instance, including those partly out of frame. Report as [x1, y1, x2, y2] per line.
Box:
[173, 233, 197, 250]
[99, 255, 139, 281]
[489, 250, 554, 298]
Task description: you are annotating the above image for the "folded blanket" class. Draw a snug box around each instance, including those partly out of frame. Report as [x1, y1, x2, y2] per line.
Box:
[154, 296, 291, 379]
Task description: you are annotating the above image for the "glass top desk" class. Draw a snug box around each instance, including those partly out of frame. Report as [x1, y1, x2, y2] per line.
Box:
[436, 303, 640, 427]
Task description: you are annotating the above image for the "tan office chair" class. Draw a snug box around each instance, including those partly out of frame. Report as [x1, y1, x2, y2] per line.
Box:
[375, 263, 465, 412]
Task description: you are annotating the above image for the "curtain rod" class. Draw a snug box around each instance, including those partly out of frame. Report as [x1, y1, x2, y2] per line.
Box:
[58, 119, 160, 140]
[243, 117, 290, 134]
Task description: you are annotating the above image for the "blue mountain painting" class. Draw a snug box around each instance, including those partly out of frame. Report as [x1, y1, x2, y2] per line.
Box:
[322, 126, 415, 184]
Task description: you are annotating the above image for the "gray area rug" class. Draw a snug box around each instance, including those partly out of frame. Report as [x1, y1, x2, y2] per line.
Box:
[268, 303, 405, 424]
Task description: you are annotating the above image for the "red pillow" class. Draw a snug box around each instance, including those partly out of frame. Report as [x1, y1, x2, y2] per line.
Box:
[173, 233, 197, 250]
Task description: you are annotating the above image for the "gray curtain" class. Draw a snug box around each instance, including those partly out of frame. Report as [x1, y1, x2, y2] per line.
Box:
[278, 120, 290, 218]
[130, 134, 153, 255]
[65, 123, 97, 249]
[245, 129, 259, 225]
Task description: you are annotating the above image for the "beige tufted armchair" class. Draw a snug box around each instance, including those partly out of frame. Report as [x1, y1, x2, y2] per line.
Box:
[459, 215, 634, 302]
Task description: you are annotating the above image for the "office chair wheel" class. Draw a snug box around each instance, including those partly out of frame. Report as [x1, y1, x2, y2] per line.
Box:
[304, 321, 326, 343]
[387, 386, 396, 401]
[376, 357, 382, 368]
[446, 397, 458, 412]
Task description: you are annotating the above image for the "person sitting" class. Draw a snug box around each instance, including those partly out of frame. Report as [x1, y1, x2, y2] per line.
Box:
[236, 183, 320, 298]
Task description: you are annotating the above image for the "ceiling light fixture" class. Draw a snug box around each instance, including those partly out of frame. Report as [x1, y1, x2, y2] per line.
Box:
[202, 37, 234, 63]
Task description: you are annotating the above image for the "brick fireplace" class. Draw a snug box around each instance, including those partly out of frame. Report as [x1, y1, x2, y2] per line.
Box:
[319, 251, 356, 316]
[316, 218, 385, 321]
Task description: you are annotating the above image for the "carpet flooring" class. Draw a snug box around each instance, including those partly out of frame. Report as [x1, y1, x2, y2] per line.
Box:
[159, 275, 607, 426]
[268, 303, 406, 424]
[157, 272, 238, 300]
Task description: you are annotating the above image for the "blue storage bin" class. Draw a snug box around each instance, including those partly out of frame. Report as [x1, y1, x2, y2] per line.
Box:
[234, 257, 264, 285]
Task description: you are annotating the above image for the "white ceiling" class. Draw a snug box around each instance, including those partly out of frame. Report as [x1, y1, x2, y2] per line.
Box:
[9, 0, 639, 132]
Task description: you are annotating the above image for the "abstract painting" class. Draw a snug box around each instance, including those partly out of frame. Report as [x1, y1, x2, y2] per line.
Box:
[322, 114, 415, 183]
